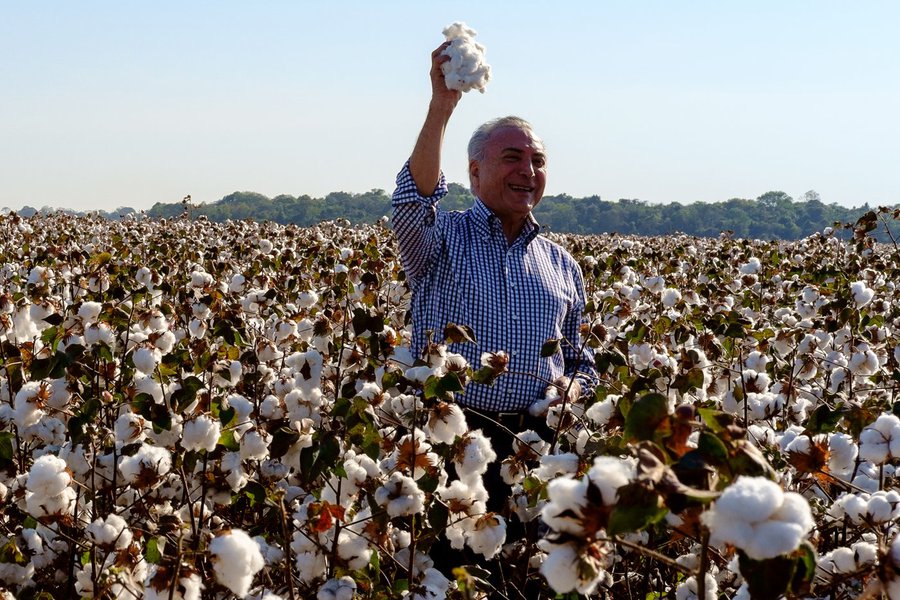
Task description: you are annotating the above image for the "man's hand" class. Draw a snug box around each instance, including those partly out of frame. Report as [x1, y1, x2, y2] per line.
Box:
[429, 41, 462, 115]
[547, 376, 582, 407]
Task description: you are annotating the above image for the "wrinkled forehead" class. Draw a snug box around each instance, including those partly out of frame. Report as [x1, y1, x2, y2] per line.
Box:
[485, 125, 545, 155]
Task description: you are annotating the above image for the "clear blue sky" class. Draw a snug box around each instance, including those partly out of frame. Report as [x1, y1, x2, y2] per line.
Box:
[2, 1, 898, 212]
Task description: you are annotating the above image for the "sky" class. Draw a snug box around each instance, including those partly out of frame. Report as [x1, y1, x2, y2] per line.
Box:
[2, 1, 899, 213]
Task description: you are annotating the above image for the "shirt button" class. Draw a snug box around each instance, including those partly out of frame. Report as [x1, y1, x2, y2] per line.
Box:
[511, 314, 518, 320]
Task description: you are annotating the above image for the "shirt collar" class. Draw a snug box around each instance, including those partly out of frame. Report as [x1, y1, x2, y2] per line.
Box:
[471, 197, 541, 246]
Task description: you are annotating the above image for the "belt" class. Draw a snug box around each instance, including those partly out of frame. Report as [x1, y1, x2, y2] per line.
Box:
[463, 408, 550, 436]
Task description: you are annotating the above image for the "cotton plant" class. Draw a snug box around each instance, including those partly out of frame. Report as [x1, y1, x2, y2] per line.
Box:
[538, 456, 635, 595]
[3, 211, 900, 598]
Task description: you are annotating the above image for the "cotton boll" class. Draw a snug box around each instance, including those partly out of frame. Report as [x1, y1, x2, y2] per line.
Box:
[702, 476, 813, 560]
[712, 476, 782, 522]
[541, 477, 588, 535]
[144, 566, 203, 600]
[588, 456, 635, 505]
[848, 346, 879, 376]
[739, 258, 761, 274]
[675, 573, 717, 600]
[77, 301, 103, 324]
[771, 492, 814, 532]
[454, 430, 497, 482]
[114, 412, 149, 446]
[584, 394, 621, 428]
[850, 280, 874, 307]
[423, 401, 467, 444]
[85, 513, 133, 549]
[440, 22, 491, 93]
[132, 345, 162, 375]
[297, 289, 319, 309]
[181, 415, 221, 453]
[335, 530, 372, 570]
[240, 429, 271, 461]
[13, 381, 47, 429]
[538, 541, 607, 595]
[209, 529, 265, 598]
[27, 454, 72, 498]
[375, 472, 425, 517]
[466, 514, 506, 559]
[536, 452, 580, 480]
[742, 521, 806, 560]
[153, 330, 177, 353]
[661, 287, 682, 308]
[118, 444, 172, 488]
[317, 576, 357, 600]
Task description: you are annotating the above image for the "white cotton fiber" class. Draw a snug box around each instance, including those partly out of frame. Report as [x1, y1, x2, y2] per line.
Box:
[441, 22, 491, 93]
[210, 529, 265, 597]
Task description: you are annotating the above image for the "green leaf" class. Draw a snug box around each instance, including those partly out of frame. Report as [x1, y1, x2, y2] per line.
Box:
[171, 376, 204, 412]
[697, 431, 729, 466]
[423, 372, 464, 400]
[807, 403, 844, 434]
[270, 427, 301, 460]
[470, 366, 501, 386]
[40, 325, 60, 349]
[443, 323, 477, 344]
[145, 537, 162, 564]
[238, 481, 267, 507]
[608, 482, 668, 535]
[0, 431, 13, 463]
[218, 429, 240, 451]
[790, 541, 818, 595]
[541, 338, 561, 358]
[738, 551, 796, 600]
[623, 393, 670, 443]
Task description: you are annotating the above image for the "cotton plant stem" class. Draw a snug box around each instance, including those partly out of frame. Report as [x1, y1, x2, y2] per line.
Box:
[608, 535, 695, 576]
[697, 529, 711, 600]
[278, 495, 298, 600]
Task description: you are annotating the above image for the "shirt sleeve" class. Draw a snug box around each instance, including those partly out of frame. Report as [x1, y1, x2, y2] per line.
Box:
[391, 161, 449, 288]
[562, 263, 599, 396]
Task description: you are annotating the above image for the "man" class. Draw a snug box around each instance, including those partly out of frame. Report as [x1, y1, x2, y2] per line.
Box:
[392, 41, 597, 418]
[391, 40, 600, 592]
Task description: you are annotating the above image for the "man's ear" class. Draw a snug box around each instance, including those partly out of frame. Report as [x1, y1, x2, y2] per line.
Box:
[469, 159, 480, 195]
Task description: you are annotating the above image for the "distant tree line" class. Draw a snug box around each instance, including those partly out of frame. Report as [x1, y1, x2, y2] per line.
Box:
[138, 185, 888, 241]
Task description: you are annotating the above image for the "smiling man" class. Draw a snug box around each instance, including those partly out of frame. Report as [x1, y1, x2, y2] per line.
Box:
[391, 40, 599, 587]
[392, 42, 597, 417]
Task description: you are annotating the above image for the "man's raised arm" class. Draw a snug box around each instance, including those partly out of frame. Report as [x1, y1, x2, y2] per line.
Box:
[408, 42, 462, 196]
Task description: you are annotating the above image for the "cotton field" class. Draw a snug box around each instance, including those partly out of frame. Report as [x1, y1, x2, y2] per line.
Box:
[1, 210, 900, 599]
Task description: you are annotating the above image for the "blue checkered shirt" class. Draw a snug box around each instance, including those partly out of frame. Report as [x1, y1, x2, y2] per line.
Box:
[391, 162, 598, 412]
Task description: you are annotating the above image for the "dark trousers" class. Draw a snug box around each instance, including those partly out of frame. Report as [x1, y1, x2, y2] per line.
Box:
[429, 408, 554, 598]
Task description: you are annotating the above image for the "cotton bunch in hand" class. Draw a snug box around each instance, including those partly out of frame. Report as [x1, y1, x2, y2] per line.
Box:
[701, 476, 814, 560]
[440, 22, 491, 93]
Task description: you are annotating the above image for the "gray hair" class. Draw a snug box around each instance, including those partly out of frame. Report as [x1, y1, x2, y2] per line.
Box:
[467, 116, 541, 162]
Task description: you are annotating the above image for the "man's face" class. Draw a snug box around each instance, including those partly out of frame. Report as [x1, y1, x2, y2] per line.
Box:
[469, 126, 547, 224]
